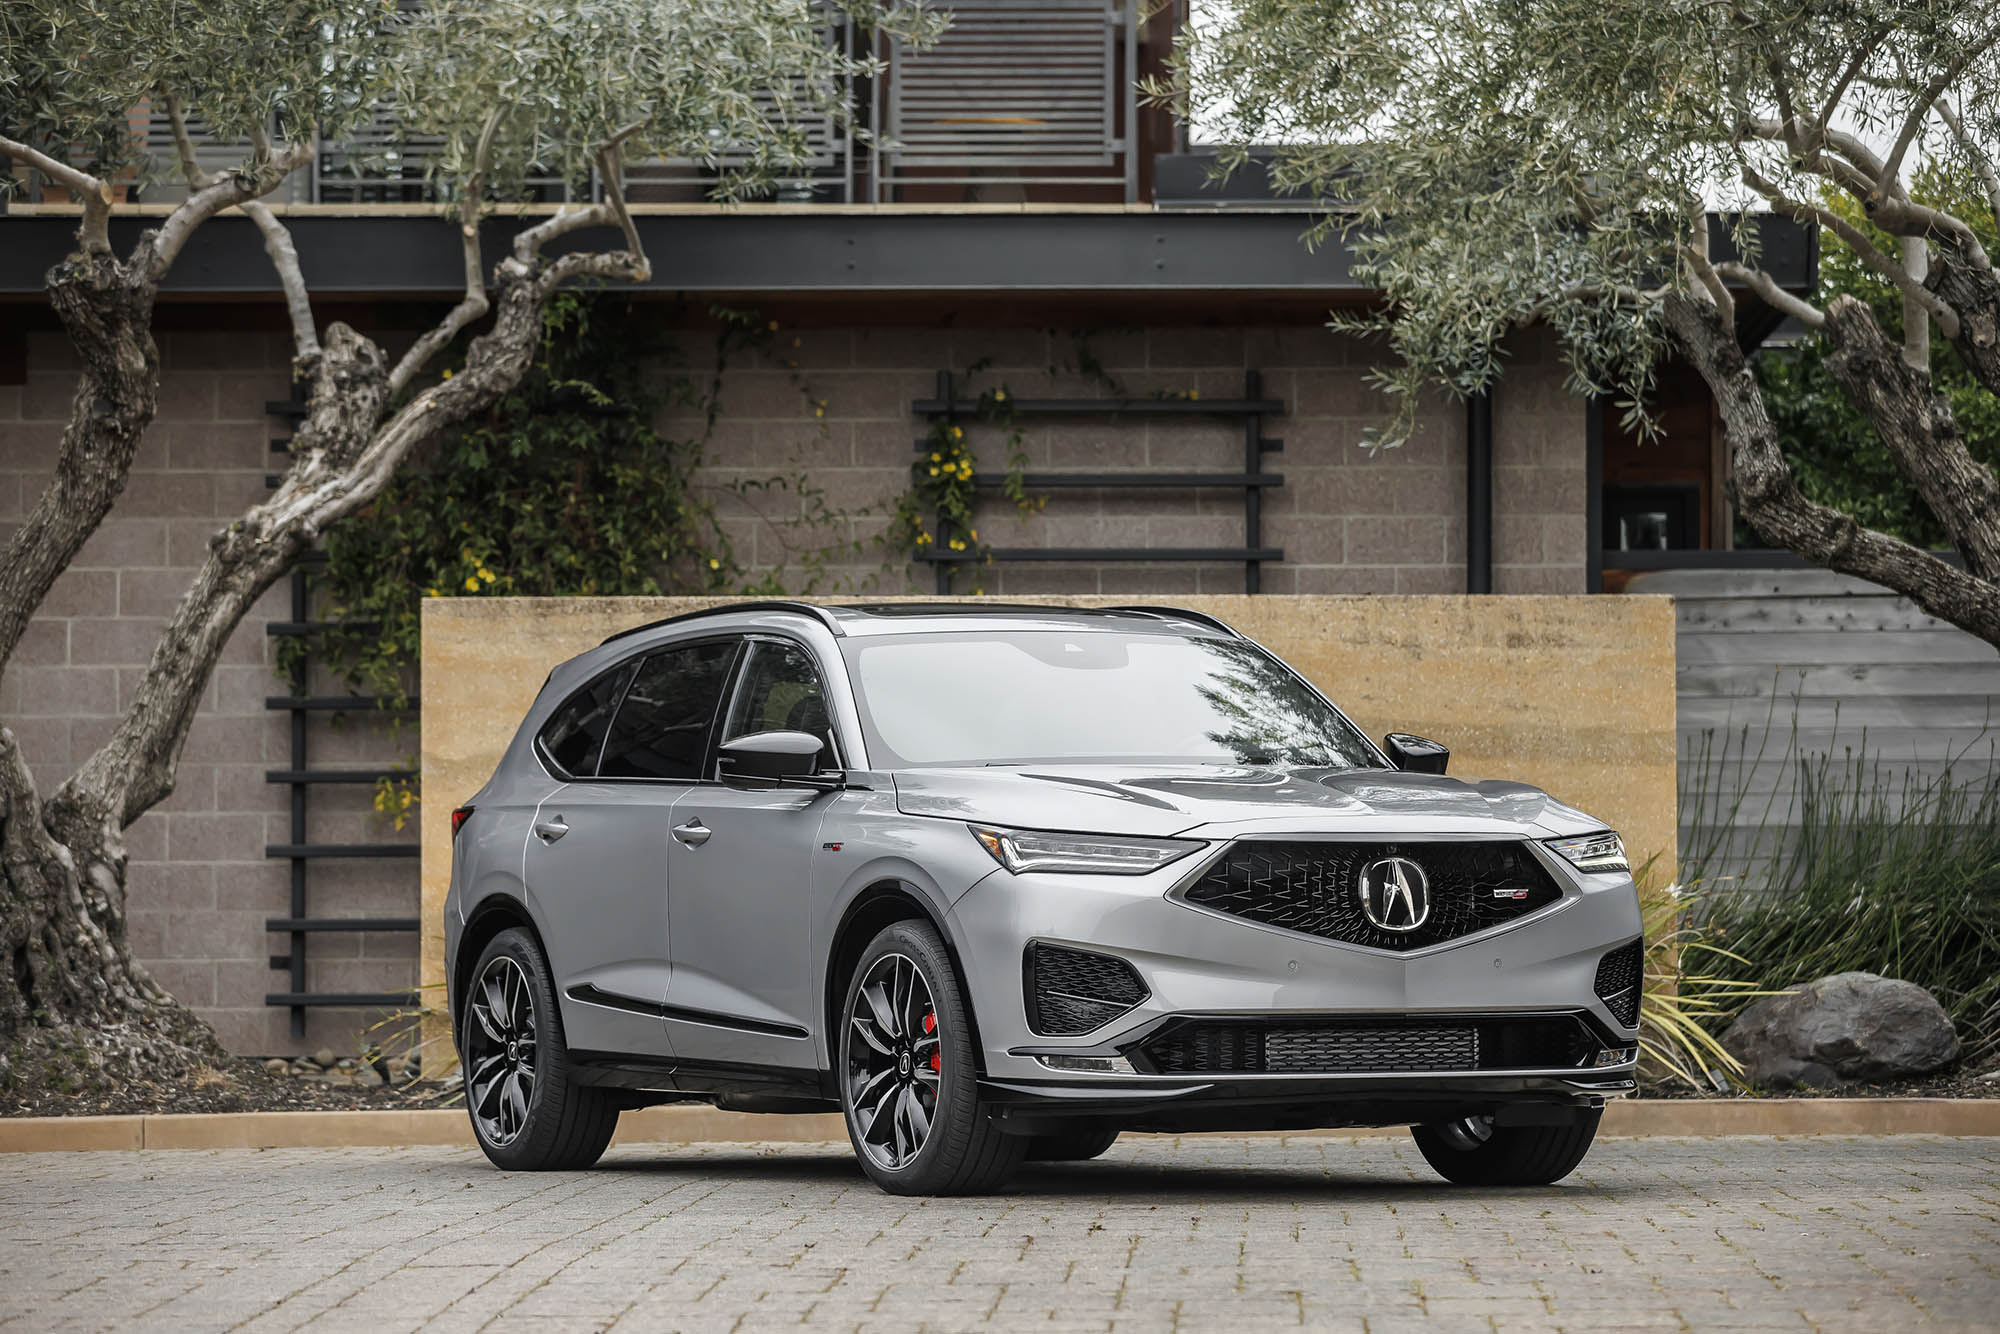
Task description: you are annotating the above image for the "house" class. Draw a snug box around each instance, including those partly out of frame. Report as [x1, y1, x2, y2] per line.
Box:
[0, 0, 1814, 1056]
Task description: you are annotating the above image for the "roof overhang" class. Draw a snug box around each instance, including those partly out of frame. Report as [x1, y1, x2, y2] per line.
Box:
[0, 204, 1814, 341]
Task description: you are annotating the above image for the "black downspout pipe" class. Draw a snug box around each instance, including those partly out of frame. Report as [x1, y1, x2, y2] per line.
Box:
[1465, 390, 1493, 593]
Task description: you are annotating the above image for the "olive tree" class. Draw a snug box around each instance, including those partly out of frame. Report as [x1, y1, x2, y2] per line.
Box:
[0, 0, 937, 1093]
[1160, 0, 2000, 646]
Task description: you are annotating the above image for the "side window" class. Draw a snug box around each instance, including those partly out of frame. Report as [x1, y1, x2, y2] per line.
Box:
[721, 640, 836, 767]
[538, 662, 635, 779]
[598, 640, 738, 780]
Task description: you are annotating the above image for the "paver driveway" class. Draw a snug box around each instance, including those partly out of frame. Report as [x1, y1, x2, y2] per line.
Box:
[2, 1134, 1995, 1332]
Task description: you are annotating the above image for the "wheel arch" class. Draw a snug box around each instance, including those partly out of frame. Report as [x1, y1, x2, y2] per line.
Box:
[821, 879, 988, 1087]
[452, 893, 549, 1046]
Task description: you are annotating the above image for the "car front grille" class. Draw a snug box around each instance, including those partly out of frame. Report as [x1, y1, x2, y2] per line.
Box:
[1025, 942, 1149, 1036]
[1593, 939, 1643, 1028]
[1134, 1014, 1599, 1075]
[1179, 839, 1563, 951]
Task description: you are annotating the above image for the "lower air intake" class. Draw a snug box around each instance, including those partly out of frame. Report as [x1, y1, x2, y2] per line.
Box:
[1594, 938, 1644, 1028]
[1135, 1014, 1599, 1075]
[1025, 943, 1149, 1037]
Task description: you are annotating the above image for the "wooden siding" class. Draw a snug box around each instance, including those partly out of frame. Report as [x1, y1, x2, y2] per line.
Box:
[1629, 568, 2000, 893]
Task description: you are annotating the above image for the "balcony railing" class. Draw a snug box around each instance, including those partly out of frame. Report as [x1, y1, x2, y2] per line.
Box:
[16, 0, 1144, 209]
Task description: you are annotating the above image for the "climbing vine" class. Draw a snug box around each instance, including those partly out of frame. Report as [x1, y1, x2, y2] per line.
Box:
[886, 338, 1132, 590]
[294, 293, 854, 825]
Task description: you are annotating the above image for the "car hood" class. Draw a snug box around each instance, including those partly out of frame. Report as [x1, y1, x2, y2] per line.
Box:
[890, 765, 1605, 840]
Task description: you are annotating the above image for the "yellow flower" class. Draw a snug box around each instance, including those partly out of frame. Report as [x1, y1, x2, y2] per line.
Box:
[463, 576, 478, 592]
[993, 389, 1006, 402]
[814, 405, 825, 418]
[951, 426, 964, 440]
[424, 587, 438, 598]
[477, 567, 495, 584]
[441, 368, 453, 379]
[929, 452, 940, 462]
[969, 529, 978, 540]
[707, 558, 720, 570]
[916, 532, 931, 546]
[949, 538, 966, 551]
[928, 466, 940, 477]
[1188, 388, 1200, 400]
[768, 319, 779, 331]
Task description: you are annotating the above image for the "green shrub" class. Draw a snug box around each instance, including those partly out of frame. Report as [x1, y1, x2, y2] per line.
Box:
[1681, 710, 2000, 1065]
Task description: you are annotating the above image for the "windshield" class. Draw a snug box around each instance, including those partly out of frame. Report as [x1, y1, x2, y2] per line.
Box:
[841, 630, 1384, 769]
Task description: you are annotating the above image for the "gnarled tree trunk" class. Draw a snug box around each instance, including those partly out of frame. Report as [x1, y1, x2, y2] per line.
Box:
[1, 203, 645, 1101]
[1662, 292, 2000, 647]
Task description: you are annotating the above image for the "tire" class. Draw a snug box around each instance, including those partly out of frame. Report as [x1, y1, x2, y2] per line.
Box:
[1409, 1107, 1602, 1186]
[459, 926, 619, 1171]
[838, 919, 1026, 1195]
[1025, 1127, 1120, 1163]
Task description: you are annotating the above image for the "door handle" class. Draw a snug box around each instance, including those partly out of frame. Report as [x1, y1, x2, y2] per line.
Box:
[672, 818, 711, 847]
[533, 815, 569, 844]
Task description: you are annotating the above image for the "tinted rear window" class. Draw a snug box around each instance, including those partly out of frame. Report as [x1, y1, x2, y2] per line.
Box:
[538, 662, 635, 778]
[599, 639, 739, 780]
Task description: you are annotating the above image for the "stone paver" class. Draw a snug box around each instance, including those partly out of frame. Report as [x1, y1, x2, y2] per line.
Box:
[1, 1135, 1995, 1332]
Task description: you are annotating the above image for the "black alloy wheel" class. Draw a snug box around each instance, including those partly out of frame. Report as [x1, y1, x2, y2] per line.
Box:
[459, 927, 619, 1171]
[839, 919, 1026, 1195]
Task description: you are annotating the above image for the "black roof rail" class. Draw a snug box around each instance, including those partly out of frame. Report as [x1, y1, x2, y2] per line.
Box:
[1104, 605, 1242, 637]
[597, 600, 847, 647]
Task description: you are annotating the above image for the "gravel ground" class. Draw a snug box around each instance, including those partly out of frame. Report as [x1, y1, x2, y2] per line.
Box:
[0, 1058, 449, 1119]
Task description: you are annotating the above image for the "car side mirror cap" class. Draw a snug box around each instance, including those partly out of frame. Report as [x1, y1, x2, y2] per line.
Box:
[1384, 732, 1450, 775]
[718, 730, 827, 788]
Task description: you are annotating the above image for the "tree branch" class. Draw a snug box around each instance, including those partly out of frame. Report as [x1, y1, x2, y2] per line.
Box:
[386, 108, 504, 397]
[147, 137, 313, 280]
[1934, 96, 2000, 234]
[1714, 262, 1825, 327]
[1662, 291, 2000, 647]
[0, 133, 112, 254]
[1879, 25, 2000, 193]
[510, 202, 617, 263]
[1814, 28, 1890, 147]
[241, 200, 320, 365]
[1681, 202, 1735, 327]
[1740, 163, 1962, 338]
[1820, 294, 2000, 582]
[159, 91, 214, 190]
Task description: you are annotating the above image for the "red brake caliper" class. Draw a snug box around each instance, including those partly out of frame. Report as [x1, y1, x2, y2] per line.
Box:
[924, 1011, 940, 1070]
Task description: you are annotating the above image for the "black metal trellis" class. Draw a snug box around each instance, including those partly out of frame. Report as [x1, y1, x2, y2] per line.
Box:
[911, 369, 1285, 593]
[262, 394, 418, 1037]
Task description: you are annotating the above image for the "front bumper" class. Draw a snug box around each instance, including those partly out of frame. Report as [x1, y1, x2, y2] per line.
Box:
[944, 837, 1643, 1122]
[978, 1071, 1634, 1134]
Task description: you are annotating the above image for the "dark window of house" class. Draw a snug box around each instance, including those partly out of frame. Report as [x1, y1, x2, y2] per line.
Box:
[720, 640, 837, 768]
[538, 662, 636, 778]
[599, 640, 739, 780]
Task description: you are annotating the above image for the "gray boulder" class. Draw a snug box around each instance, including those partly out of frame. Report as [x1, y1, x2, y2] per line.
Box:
[1722, 971, 1959, 1089]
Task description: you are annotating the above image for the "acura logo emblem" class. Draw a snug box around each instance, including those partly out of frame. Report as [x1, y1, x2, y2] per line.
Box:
[1358, 857, 1431, 931]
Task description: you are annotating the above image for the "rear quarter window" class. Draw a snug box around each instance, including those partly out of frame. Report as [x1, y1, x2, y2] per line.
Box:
[537, 662, 635, 778]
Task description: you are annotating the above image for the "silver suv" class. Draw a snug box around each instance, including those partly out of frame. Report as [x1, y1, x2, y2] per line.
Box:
[445, 602, 1642, 1194]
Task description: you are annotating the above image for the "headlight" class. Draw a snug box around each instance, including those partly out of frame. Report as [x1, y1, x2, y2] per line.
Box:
[970, 824, 1203, 875]
[1544, 830, 1628, 873]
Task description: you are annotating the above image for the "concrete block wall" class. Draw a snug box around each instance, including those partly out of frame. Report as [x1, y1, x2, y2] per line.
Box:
[0, 330, 417, 1058]
[679, 323, 1586, 597]
[1, 317, 1586, 1058]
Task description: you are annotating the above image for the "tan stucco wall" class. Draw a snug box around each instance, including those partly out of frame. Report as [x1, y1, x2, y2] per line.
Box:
[420, 595, 1676, 1052]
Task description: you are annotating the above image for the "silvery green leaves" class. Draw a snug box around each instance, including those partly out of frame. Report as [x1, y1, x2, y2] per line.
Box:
[385, 0, 944, 205]
[1158, 0, 2000, 451]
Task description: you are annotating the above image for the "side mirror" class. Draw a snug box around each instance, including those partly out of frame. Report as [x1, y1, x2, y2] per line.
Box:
[1384, 733, 1450, 775]
[718, 730, 829, 789]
